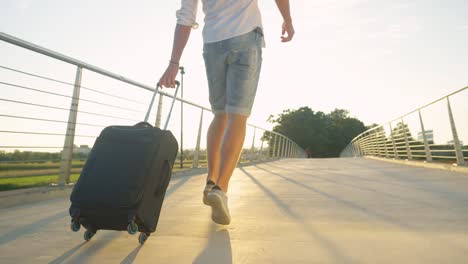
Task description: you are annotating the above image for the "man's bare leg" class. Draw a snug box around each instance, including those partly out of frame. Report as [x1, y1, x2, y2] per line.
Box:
[215, 113, 248, 192]
[206, 113, 227, 183]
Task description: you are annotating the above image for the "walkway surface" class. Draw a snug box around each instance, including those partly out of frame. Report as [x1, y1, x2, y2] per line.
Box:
[1, 158, 468, 263]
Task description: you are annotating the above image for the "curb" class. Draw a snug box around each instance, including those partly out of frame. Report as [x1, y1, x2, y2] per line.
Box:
[365, 156, 468, 174]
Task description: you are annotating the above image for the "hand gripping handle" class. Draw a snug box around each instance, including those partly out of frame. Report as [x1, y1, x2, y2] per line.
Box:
[144, 81, 180, 130]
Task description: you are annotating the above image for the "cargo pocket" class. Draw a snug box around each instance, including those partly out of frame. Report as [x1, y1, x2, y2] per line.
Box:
[230, 48, 258, 80]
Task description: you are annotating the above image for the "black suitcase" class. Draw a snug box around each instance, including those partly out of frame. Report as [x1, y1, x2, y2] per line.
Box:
[69, 82, 180, 245]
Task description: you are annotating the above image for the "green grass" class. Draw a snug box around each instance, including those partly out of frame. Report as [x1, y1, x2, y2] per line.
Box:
[0, 174, 80, 191]
[0, 158, 256, 192]
[0, 161, 85, 171]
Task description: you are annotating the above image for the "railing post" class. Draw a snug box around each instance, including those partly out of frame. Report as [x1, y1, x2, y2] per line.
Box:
[289, 140, 293, 158]
[192, 109, 204, 168]
[278, 135, 282, 158]
[401, 118, 412, 160]
[179, 67, 185, 169]
[418, 110, 432, 162]
[58, 66, 82, 186]
[260, 137, 264, 160]
[447, 97, 465, 166]
[352, 143, 357, 157]
[282, 138, 285, 157]
[379, 130, 386, 157]
[382, 129, 389, 158]
[273, 134, 279, 158]
[371, 133, 377, 156]
[277, 135, 281, 158]
[284, 139, 287, 158]
[268, 133, 272, 158]
[389, 123, 398, 159]
[251, 127, 256, 160]
[154, 93, 164, 128]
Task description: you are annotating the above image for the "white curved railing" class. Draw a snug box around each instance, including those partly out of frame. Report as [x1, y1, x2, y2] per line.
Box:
[0, 32, 306, 186]
[341, 86, 467, 167]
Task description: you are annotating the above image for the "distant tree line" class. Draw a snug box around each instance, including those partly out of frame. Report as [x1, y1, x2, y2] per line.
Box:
[264, 107, 367, 158]
[0, 150, 88, 163]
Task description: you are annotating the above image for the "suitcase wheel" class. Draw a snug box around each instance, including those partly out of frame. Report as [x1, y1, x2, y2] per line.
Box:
[138, 232, 150, 245]
[127, 221, 139, 235]
[84, 229, 96, 242]
[70, 220, 80, 232]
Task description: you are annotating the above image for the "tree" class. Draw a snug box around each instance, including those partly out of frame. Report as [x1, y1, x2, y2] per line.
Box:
[265, 107, 367, 158]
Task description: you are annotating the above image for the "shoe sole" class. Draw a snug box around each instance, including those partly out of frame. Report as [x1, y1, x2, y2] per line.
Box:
[207, 193, 231, 225]
[203, 190, 210, 205]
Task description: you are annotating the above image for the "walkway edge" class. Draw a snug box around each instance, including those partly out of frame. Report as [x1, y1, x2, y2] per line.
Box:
[365, 156, 468, 174]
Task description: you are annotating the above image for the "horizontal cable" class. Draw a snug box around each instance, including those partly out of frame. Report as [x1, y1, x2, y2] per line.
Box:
[0, 43, 301, 151]
[0, 114, 106, 128]
[0, 130, 96, 138]
[0, 81, 143, 113]
[431, 155, 456, 159]
[0, 97, 139, 122]
[409, 145, 425, 149]
[428, 144, 454, 147]
[0, 65, 146, 104]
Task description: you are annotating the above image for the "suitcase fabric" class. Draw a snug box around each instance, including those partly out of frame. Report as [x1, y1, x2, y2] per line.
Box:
[69, 83, 180, 244]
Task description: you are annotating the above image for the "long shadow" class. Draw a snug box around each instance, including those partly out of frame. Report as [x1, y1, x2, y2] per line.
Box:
[327, 160, 468, 205]
[263, 162, 391, 184]
[0, 210, 68, 245]
[165, 174, 196, 197]
[239, 167, 356, 263]
[257, 164, 439, 209]
[368, 166, 468, 203]
[60, 231, 121, 263]
[193, 223, 232, 264]
[251, 165, 417, 230]
[48, 242, 86, 264]
[120, 245, 142, 264]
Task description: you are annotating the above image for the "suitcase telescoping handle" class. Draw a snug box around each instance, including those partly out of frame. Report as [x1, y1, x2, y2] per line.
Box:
[144, 81, 180, 130]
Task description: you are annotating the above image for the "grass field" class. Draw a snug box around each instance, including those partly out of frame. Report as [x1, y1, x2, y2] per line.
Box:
[0, 174, 81, 191]
[0, 160, 210, 192]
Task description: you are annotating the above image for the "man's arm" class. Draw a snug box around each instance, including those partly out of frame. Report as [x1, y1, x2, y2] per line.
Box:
[275, 0, 295, 42]
[159, 24, 192, 88]
[159, 0, 198, 88]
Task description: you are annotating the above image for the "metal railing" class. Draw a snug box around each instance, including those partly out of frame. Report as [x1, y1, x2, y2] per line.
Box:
[0, 32, 306, 186]
[340, 86, 467, 166]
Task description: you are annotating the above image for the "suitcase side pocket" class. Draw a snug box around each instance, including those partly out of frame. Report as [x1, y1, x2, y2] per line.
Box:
[155, 160, 171, 196]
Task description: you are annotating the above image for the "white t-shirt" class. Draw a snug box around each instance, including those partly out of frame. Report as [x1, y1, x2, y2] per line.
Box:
[176, 0, 263, 43]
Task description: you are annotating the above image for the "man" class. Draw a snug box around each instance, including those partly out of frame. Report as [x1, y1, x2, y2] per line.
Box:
[159, 0, 294, 225]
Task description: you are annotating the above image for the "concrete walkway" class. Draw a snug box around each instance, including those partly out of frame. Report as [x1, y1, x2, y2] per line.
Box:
[1, 158, 468, 263]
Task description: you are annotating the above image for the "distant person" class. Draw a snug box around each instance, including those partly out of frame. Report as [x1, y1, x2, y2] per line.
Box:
[306, 147, 311, 158]
[159, 0, 295, 225]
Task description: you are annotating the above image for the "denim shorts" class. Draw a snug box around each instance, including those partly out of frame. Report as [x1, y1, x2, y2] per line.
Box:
[203, 28, 263, 117]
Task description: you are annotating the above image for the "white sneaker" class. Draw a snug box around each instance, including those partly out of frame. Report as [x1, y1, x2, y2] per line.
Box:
[206, 189, 231, 225]
[203, 182, 215, 205]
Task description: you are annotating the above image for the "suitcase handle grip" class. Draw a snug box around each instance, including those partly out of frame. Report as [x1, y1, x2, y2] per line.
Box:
[144, 81, 180, 128]
[134, 122, 153, 128]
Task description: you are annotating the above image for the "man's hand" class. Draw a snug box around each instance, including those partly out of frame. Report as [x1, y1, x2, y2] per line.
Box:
[281, 20, 295, 42]
[158, 63, 179, 88]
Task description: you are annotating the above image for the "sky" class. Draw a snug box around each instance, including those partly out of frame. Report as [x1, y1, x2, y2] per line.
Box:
[1, 0, 467, 151]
